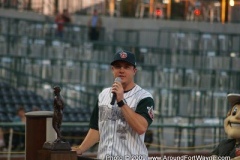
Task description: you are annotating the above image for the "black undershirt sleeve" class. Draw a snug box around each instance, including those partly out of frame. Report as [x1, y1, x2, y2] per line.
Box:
[135, 97, 155, 126]
[89, 101, 99, 130]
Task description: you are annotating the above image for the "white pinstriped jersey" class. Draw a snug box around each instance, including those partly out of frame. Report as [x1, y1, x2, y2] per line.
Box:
[94, 84, 154, 160]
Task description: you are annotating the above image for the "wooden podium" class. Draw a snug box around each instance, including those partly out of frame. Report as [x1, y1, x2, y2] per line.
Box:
[25, 111, 68, 160]
[38, 149, 77, 160]
[25, 111, 78, 160]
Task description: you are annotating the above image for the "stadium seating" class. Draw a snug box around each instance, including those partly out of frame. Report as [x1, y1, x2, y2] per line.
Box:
[0, 82, 91, 123]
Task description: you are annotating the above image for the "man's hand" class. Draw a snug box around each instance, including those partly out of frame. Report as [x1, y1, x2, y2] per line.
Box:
[111, 81, 124, 102]
[71, 146, 82, 155]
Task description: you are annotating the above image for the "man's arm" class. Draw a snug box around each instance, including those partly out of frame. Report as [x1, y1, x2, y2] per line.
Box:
[121, 105, 148, 135]
[112, 81, 154, 135]
[71, 128, 99, 155]
[72, 100, 100, 154]
[120, 97, 154, 135]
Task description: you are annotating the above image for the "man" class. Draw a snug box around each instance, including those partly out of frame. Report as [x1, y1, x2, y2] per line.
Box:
[13, 106, 26, 123]
[87, 9, 102, 42]
[12, 106, 26, 150]
[211, 93, 240, 158]
[62, 9, 71, 23]
[55, 11, 65, 38]
[72, 50, 154, 159]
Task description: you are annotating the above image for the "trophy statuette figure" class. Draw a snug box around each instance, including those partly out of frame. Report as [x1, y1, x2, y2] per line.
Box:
[42, 86, 71, 150]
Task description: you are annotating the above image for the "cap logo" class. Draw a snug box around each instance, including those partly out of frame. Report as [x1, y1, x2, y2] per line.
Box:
[119, 51, 127, 59]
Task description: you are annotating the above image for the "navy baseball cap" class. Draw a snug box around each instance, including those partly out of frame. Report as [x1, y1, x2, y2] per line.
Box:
[110, 50, 136, 67]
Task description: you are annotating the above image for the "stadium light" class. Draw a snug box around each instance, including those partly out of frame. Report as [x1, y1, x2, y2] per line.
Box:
[194, 8, 201, 16]
[229, 0, 234, 6]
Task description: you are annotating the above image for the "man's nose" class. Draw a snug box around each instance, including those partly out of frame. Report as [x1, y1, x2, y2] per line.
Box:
[119, 67, 125, 71]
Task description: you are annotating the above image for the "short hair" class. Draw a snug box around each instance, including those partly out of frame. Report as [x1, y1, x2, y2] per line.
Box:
[16, 106, 25, 114]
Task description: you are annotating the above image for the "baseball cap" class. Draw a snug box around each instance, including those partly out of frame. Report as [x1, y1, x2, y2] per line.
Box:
[227, 93, 240, 107]
[110, 50, 136, 67]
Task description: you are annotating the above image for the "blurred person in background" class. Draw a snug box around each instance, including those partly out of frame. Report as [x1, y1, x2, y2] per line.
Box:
[32, 106, 40, 111]
[13, 106, 26, 123]
[62, 9, 71, 24]
[0, 128, 5, 151]
[12, 106, 26, 150]
[55, 11, 65, 39]
[87, 9, 102, 42]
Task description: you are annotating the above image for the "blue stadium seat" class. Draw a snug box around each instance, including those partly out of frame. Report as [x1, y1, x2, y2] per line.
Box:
[0, 104, 4, 113]
[0, 113, 9, 122]
[5, 104, 16, 114]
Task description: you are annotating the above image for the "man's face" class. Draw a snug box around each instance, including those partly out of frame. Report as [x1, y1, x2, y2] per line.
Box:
[224, 104, 240, 139]
[111, 61, 137, 85]
[18, 110, 25, 118]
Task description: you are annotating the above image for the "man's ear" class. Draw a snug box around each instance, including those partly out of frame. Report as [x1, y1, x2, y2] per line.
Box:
[111, 66, 114, 73]
[134, 67, 137, 75]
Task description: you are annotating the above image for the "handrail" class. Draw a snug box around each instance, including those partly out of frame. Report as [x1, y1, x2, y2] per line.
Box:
[0, 121, 223, 128]
[0, 120, 225, 155]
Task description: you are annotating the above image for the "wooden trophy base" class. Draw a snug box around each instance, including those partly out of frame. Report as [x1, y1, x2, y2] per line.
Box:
[43, 141, 71, 150]
[38, 149, 77, 160]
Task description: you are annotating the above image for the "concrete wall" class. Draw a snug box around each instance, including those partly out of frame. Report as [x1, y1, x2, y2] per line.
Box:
[0, 9, 47, 21]
[1, 8, 240, 35]
[73, 15, 240, 35]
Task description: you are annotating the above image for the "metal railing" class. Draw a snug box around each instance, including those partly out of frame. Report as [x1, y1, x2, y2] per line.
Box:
[0, 120, 226, 156]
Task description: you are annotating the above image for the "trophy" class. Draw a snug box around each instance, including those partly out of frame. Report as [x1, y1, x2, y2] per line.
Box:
[43, 86, 71, 150]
